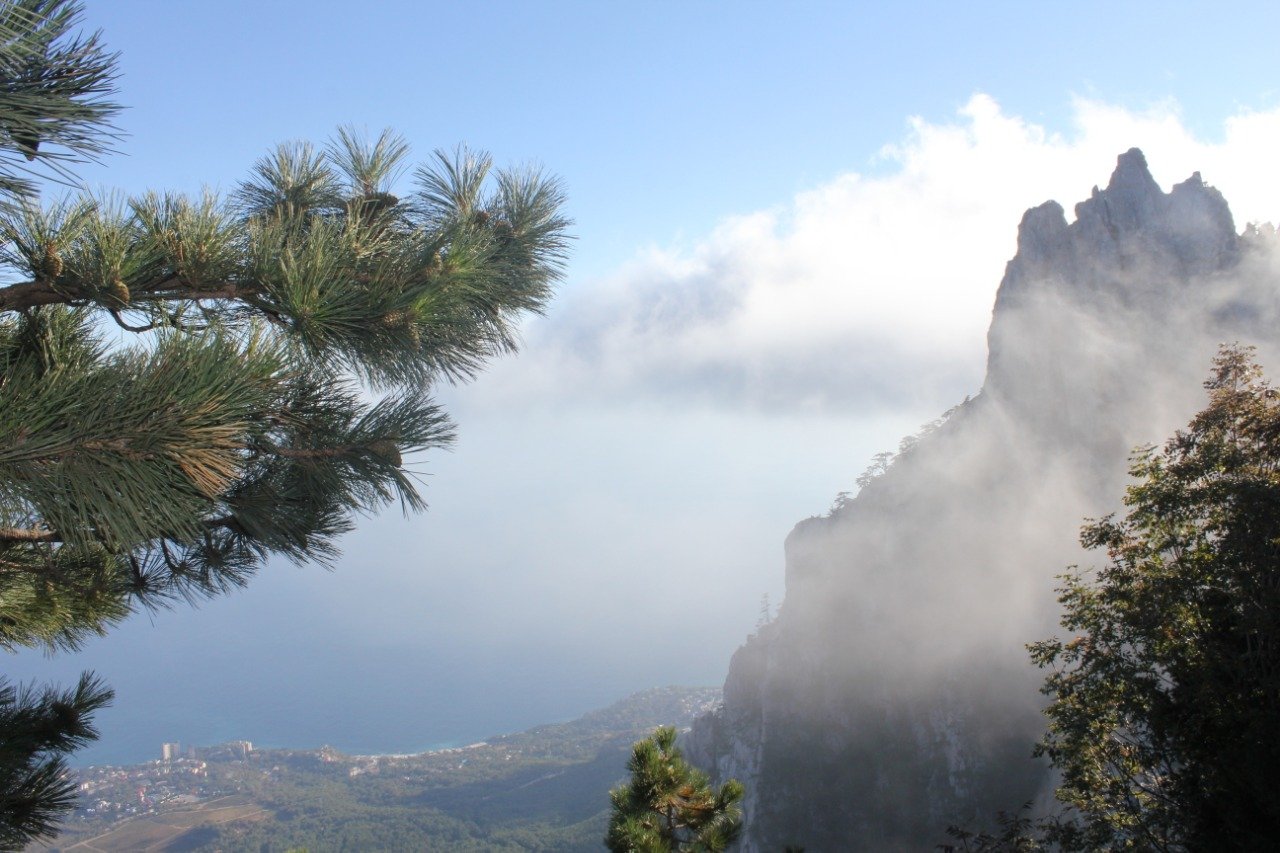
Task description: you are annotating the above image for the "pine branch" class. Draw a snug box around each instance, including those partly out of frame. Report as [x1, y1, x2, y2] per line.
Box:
[0, 514, 242, 545]
[0, 525, 55, 541]
[0, 671, 113, 846]
[0, 1, 121, 212]
[0, 277, 260, 312]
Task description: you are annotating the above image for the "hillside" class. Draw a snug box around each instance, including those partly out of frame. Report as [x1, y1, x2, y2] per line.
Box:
[35, 686, 719, 852]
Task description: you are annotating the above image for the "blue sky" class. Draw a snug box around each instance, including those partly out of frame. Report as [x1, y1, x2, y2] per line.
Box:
[8, 1, 1280, 763]
[71, 1, 1280, 276]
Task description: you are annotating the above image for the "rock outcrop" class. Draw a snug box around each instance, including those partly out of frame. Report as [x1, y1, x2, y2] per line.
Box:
[685, 150, 1280, 851]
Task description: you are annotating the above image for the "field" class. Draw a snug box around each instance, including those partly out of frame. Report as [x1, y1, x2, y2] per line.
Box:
[49, 796, 269, 852]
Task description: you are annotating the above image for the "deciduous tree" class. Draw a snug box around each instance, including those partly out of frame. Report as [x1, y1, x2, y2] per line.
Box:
[1029, 344, 1280, 850]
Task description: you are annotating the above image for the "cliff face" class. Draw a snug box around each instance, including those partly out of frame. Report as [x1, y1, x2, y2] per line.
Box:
[685, 150, 1280, 851]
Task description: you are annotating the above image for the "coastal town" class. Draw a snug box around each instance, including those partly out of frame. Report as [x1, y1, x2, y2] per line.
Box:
[66, 741, 255, 826]
[33, 688, 719, 851]
[39, 737, 502, 851]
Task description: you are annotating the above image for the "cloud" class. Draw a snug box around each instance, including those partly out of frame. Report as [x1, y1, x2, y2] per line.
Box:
[27, 94, 1280, 766]
[474, 94, 1280, 416]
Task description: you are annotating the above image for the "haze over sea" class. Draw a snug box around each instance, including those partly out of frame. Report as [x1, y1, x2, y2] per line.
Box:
[56, 645, 642, 766]
[14, 526, 734, 766]
[14, 512, 742, 767]
[5, 2, 1280, 768]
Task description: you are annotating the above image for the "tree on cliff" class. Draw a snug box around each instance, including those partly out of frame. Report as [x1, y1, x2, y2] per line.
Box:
[1029, 344, 1280, 850]
[0, 0, 570, 845]
[606, 726, 744, 852]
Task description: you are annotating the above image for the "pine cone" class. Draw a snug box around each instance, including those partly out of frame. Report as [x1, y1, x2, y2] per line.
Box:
[41, 243, 63, 282]
[381, 309, 410, 328]
[108, 277, 130, 305]
[366, 439, 402, 467]
[380, 310, 422, 347]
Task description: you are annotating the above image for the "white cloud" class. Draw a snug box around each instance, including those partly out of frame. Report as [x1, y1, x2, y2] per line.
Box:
[475, 94, 1280, 416]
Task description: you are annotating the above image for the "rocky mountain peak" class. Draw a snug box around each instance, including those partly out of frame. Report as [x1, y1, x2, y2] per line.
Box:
[986, 149, 1240, 415]
[1085, 146, 1165, 231]
[1001, 147, 1236, 304]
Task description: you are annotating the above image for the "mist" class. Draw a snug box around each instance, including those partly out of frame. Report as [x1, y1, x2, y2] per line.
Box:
[685, 150, 1280, 849]
[7, 97, 1280, 779]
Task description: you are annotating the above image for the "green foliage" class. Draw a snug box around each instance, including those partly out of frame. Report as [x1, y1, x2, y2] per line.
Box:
[1027, 344, 1280, 850]
[0, 3, 570, 847]
[0, 60, 570, 628]
[941, 803, 1057, 852]
[0, 672, 111, 849]
[0, 0, 119, 205]
[606, 726, 743, 852]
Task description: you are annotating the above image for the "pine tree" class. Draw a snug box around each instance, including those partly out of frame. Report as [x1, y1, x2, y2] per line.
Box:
[606, 726, 744, 852]
[0, 1, 570, 846]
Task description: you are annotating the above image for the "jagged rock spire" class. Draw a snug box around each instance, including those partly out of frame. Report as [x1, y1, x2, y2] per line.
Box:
[1000, 147, 1235, 303]
[986, 149, 1239, 412]
[1090, 147, 1165, 231]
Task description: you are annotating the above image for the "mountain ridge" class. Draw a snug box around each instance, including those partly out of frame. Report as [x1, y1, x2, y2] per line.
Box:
[685, 149, 1280, 850]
